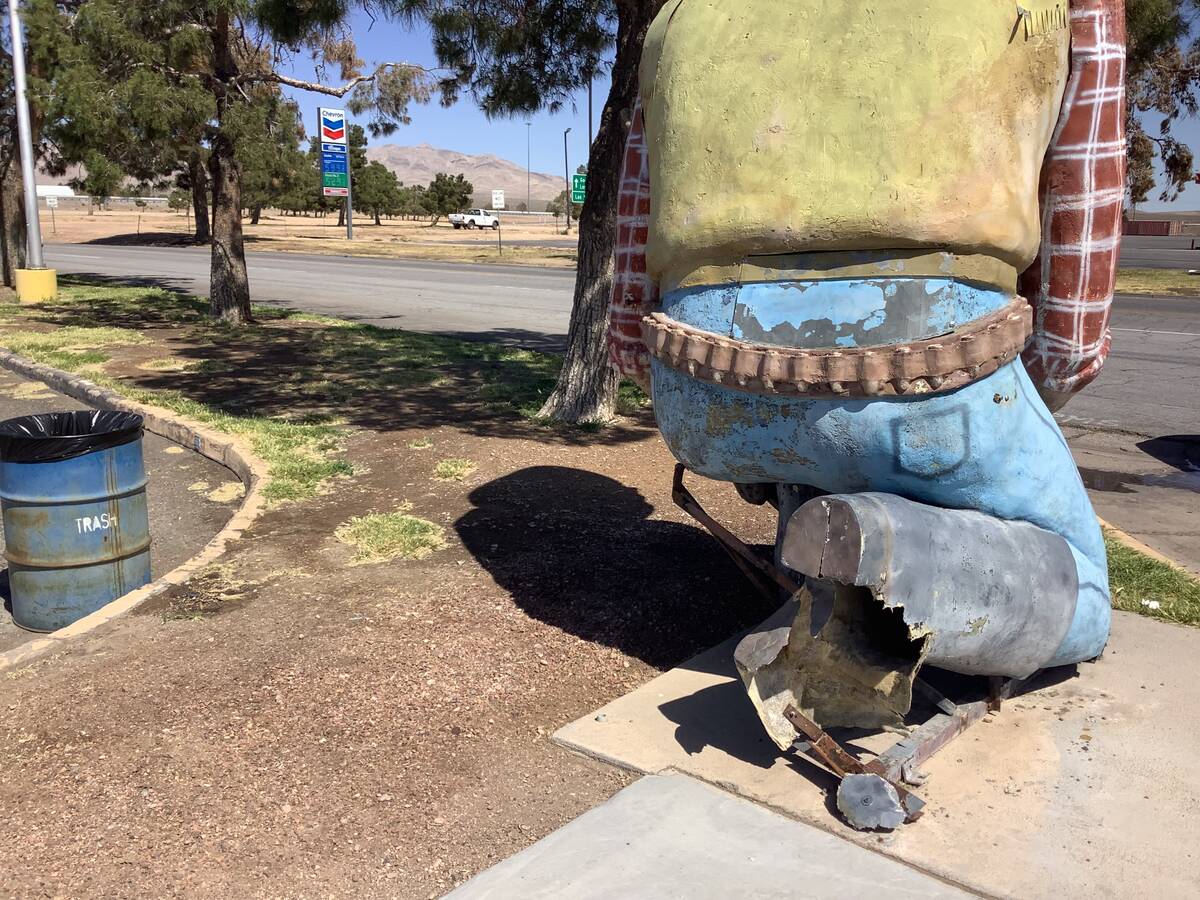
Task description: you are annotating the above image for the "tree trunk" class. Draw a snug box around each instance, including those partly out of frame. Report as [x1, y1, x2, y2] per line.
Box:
[0, 161, 27, 289]
[250, 204, 262, 226]
[207, 12, 251, 324]
[208, 135, 251, 322]
[337, 205, 345, 227]
[537, 0, 659, 423]
[373, 210, 381, 226]
[189, 149, 211, 243]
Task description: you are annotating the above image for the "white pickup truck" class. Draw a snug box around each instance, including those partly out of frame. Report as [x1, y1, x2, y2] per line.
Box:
[449, 209, 500, 230]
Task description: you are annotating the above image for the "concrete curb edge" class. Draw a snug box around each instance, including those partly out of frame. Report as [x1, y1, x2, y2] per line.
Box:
[0, 350, 269, 673]
[1098, 516, 1196, 576]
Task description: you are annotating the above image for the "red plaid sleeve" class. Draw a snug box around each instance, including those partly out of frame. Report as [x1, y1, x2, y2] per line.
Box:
[608, 99, 656, 385]
[1020, 0, 1126, 408]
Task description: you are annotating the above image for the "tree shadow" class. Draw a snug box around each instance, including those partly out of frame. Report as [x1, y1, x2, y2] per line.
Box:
[22, 279, 647, 445]
[86, 232, 202, 248]
[455, 466, 777, 670]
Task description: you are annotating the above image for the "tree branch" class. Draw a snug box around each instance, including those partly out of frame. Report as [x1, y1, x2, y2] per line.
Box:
[250, 62, 442, 97]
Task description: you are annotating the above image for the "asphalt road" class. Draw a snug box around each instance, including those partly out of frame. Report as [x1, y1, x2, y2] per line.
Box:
[46, 243, 575, 351]
[1119, 234, 1200, 270]
[42, 242, 1199, 437]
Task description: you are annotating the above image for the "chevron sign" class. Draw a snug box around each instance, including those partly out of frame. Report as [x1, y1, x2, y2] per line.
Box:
[318, 107, 347, 145]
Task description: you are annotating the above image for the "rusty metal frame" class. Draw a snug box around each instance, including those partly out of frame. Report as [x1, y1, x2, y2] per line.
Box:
[671, 464, 801, 601]
[671, 463, 1035, 827]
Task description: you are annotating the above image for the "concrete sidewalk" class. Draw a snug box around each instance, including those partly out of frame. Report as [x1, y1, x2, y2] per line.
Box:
[552, 611, 1200, 899]
[448, 774, 973, 899]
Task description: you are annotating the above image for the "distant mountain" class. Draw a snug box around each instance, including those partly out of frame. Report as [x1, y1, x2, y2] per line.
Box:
[365, 143, 566, 210]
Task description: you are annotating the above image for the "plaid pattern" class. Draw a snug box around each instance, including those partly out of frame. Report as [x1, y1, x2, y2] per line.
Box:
[608, 103, 656, 383]
[1020, 0, 1126, 398]
[610, 1, 1127, 400]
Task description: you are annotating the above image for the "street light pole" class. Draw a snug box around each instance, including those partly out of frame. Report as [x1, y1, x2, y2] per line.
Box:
[6, 0, 44, 270]
[563, 127, 572, 234]
[526, 122, 531, 214]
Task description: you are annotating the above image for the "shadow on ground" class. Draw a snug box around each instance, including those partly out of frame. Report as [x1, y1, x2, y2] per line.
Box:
[1138, 435, 1200, 472]
[455, 466, 778, 670]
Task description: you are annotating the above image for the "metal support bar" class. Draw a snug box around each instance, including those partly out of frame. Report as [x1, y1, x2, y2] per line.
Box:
[785, 705, 926, 823]
[6, 0, 45, 269]
[672, 464, 801, 601]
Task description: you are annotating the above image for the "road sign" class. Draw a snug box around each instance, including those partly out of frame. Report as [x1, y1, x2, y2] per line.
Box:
[45, 196, 58, 208]
[491, 190, 505, 210]
[571, 173, 587, 204]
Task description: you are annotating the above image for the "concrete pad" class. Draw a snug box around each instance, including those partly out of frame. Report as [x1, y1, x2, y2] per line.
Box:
[447, 774, 972, 899]
[555, 611, 1200, 899]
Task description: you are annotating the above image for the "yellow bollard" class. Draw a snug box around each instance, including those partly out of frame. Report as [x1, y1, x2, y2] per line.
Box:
[14, 268, 57, 304]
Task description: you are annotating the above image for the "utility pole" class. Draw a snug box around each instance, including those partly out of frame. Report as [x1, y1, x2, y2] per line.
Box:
[5, 0, 56, 301]
[563, 127, 572, 234]
[526, 122, 532, 214]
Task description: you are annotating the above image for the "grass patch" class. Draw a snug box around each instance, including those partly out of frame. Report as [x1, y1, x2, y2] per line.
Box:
[0, 278, 613, 501]
[1106, 532, 1200, 626]
[1115, 268, 1200, 297]
[335, 506, 447, 564]
[617, 379, 651, 416]
[36, 349, 110, 371]
[0, 325, 147, 357]
[139, 356, 200, 373]
[408, 437, 434, 450]
[434, 457, 477, 481]
[110, 384, 352, 502]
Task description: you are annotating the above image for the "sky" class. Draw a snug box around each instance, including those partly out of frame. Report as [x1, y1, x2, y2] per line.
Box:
[280, 11, 607, 187]
[281, 10, 1200, 212]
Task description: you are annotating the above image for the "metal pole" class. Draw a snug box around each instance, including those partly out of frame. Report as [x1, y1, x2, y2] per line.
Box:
[525, 122, 531, 213]
[563, 127, 571, 233]
[345, 172, 353, 241]
[6, 0, 45, 269]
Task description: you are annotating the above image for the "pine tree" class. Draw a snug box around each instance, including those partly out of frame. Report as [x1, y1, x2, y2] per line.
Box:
[354, 161, 401, 225]
[422, 172, 472, 225]
[46, 0, 435, 322]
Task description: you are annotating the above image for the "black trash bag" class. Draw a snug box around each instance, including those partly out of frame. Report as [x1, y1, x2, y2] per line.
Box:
[0, 411, 144, 463]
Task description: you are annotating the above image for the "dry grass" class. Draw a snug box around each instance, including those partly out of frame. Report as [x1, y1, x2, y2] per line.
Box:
[1115, 268, 1200, 297]
[433, 458, 477, 482]
[334, 507, 448, 564]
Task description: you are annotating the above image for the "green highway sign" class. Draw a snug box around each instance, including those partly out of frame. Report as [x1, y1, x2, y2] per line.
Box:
[571, 173, 587, 204]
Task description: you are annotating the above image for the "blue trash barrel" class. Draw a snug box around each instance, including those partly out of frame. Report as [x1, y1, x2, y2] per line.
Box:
[0, 410, 151, 632]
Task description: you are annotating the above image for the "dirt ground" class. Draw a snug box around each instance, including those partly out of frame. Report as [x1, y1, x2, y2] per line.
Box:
[0, 291, 780, 898]
[43, 208, 577, 268]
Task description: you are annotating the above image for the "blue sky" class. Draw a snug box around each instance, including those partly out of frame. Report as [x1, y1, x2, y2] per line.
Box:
[281, 10, 1200, 211]
[281, 12, 605, 185]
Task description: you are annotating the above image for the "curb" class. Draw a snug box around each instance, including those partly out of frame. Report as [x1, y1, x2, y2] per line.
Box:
[0, 350, 269, 674]
[1098, 516, 1196, 575]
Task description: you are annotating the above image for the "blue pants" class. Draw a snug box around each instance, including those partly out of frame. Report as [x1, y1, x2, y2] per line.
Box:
[651, 278, 1111, 665]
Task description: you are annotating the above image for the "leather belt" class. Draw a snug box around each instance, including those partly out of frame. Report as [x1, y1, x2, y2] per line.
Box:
[641, 297, 1033, 399]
